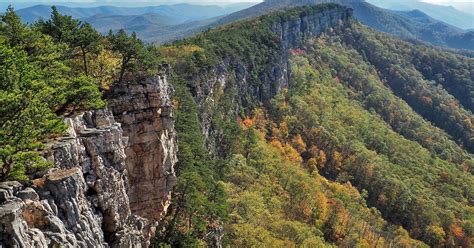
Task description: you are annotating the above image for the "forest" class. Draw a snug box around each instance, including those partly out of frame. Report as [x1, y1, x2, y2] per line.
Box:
[1, 4, 474, 248]
[153, 5, 474, 247]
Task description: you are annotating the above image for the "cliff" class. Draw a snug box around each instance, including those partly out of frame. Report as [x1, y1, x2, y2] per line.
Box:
[0, 110, 151, 247]
[108, 69, 177, 221]
[0, 72, 177, 247]
[186, 4, 352, 154]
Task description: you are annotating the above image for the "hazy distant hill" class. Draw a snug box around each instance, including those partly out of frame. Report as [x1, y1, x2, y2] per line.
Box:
[82, 13, 181, 33]
[13, 3, 256, 44]
[367, 0, 474, 30]
[348, 2, 474, 50]
[16, 3, 256, 24]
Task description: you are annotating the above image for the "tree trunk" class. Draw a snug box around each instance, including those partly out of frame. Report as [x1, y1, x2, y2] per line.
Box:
[81, 47, 88, 76]
[1, 157, 11, 180]
[118, 57, 129, 83]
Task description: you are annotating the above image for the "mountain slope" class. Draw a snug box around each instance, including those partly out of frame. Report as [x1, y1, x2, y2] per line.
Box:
[149, 0, 474, 50]
[2, 3, 474, 247]
[220, 0, 474, 50]
[82, 13, 181, 34]
[153, 3, 474, 247]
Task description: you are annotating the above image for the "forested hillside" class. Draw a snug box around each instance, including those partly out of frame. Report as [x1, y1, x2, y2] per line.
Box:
[201, 0, 474, 51]
[153, 4, 474, 247]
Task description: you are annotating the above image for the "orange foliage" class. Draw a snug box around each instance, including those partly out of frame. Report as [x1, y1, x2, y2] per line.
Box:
[449, 224, 464, 239]
[291, 134, 307, 153]
[309, 145, 319, 157]
[269, 139, 303, 164]
[314, 192, 329, 225]
[318, 150, 327, 169]
[270, 138, 284, 151]
[420, 96, 433, 106]
[332, 151, 343, 171]
[241, 118, 255, 128]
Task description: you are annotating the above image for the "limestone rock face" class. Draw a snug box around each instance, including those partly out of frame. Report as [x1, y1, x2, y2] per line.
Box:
[0, 110, 153, 247]
[271, 6, 353, 49]
[187, 6, 351, 154]
[108, 72, 177, 221]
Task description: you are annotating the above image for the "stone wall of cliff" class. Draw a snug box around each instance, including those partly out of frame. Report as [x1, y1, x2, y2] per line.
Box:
[0, 110, 153, 247]
[0, 71, 177, 247]
[107, 70, 177, 221]
[186, 5, 352, 154]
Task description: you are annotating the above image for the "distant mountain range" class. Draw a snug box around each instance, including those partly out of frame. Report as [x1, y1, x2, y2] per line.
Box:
[367, 0, 474, 30]
[17, 3, 258, 23]
[12, 0, 474, 51]
[82, 13, 181, 34]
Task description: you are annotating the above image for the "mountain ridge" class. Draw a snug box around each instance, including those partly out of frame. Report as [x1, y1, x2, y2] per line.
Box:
[154, 3, 474, 246]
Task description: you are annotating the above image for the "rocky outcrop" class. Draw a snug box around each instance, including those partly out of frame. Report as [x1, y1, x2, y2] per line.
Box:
[186, 5, 352, 154]
[108, 70, 177, 221]
[271, 5, 353, 49]
[0, 110, 155, 247]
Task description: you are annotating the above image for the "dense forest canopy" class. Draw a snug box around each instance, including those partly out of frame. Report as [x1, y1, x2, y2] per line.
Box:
[154, 4, 474, 247]
[1, 3, 474, 248]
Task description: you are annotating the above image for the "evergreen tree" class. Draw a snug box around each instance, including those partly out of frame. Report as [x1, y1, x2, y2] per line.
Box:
[0, 8, 104, 181]
[36, 6, 79, 43]
[107, 29, 144, 83]
[70, 23, 101, 75]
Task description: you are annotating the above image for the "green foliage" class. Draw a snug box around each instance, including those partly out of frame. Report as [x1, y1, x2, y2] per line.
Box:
[0, 5, 27, 47]
[159, 4, 474, 247]
[37, 6, 101, 76]
[107, 29, 145, 83]
[0, 7, 105, 181]
[36, 6, 80, 43]
[343, 23, 474, 153]
[270, 52, 474, 247]
[220, 126, 425, 247]
[306, 34, 473, 166]
[70, 23, 101, 75]
[152, 78, 228, 247]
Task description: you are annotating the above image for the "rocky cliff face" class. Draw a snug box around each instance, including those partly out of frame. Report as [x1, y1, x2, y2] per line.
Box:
[0, 110, 152, 247]
[188, 6, 352, 153]
[0, 72, 177, 247]
[108, 70, 177, 221]
[271, 6, 353, 49]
